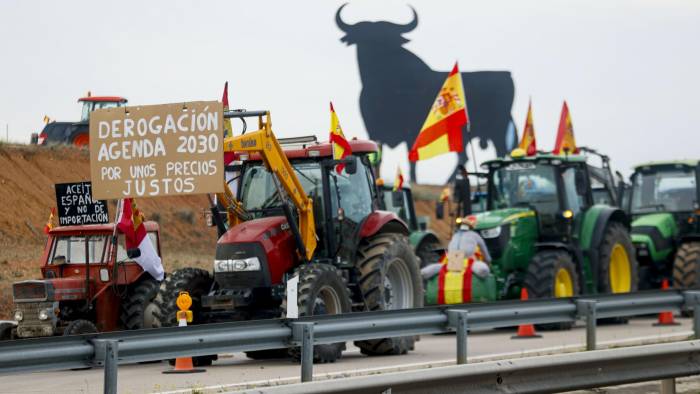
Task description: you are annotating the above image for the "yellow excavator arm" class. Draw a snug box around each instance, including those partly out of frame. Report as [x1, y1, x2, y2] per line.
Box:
[221, 112, 317, 261]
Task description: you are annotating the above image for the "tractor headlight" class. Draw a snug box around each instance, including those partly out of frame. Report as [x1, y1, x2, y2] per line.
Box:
[214, 257, 262, 272]
[480, 226, 502, 239]
[38, 309, 49, 321]
[14, 310, 23, 322]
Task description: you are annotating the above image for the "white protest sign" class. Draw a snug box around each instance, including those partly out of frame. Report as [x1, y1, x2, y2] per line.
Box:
[89, 101, 224, 199]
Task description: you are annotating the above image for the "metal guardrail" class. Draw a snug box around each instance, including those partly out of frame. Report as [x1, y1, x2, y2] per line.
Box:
[245, 340, 700, 394]
[0, 289, 699, 394]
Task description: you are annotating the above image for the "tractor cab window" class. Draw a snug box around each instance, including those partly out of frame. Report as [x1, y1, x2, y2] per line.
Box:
[329, 160, 373, 224]
[490, 162, 559, 214]
[239, 161, 324, 217]
[49, 233, 159, 265]
[561, 166, 588, 215]
[631, 169, 697, 213]
[50, 235, 109, 264]
[80, 101, 123, 122]
[382, 188, 410, 223]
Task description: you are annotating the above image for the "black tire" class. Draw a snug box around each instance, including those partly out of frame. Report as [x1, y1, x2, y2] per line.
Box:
[415, 238, 442, 269]
[284, 264, 351, 363]
[63, 319, 98, 336]
[245, 348, 290, 360]
[121, 277, 160, 330]
[524, 250, 580, 330]
[598, 222, 639, 294]
[0, 323, 14, 340]
[353, 233, 423, 356]
[673, 242, 700, 289]
[152, 268, 216, 367]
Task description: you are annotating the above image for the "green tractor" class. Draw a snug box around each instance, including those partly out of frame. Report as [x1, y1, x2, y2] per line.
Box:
[473, 148, 638, 301]
[379, 183, 443, 267]
[625, 161, 700, 289]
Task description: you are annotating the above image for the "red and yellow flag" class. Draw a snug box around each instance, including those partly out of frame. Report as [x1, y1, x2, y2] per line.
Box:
[393, 166, 404, 191]
[43, 207, 56, 234]
[330, 102, 352, 173]
[409, 62, 468, 162]
[519, 99, 537, 156]
[553, 101, 579, 155]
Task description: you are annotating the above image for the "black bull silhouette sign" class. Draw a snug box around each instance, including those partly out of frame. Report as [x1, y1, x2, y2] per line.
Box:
[336, 4, 516, 181]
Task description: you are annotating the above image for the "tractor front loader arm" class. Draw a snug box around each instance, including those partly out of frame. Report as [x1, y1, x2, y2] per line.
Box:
[222, 111, 317, 261]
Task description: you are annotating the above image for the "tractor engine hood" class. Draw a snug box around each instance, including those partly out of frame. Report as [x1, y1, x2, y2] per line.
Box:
[631, 212, 678, 258]
[13, 278, 88, 303]
[215, 216, 297, 287]
[473, 208, 534, 231]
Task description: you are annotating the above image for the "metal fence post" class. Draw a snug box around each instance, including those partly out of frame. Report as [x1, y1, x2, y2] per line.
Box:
[684, 291, 700, 339]
[292, 322, 315, 382]
[447, 310, 469, 364]
[661, 378, 676, 394]
[577, 300, 597, 351]
[93, 339, 119, 394]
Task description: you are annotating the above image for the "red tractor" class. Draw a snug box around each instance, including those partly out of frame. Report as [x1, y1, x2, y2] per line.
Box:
[154, 111, 424, 364]
[32, 93, 128, 147]
[5, 222, 161, 339]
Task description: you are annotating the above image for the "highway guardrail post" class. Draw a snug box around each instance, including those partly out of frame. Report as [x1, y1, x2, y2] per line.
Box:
[683, 291, 700, 339]
[577, 300, 597, 351]
[92, 339, 119, 394]
[447, 310, 469, 364]
[292, 322, 315, 382]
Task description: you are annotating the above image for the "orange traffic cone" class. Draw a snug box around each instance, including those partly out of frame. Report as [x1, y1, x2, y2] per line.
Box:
[163, 292, 207, 374]
[654, 279, 680, 326]
[511, 288, 542, 339]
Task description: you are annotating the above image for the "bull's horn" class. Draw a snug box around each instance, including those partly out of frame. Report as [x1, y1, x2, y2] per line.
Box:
[396, 5, 418, 33]
[335, 3, 353, 32]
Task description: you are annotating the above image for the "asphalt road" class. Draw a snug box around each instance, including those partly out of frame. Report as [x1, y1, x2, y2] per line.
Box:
[0, 317, 693, 394]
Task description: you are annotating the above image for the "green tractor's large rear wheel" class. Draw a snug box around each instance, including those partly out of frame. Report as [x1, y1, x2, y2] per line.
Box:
[598, 222, 638, 294]
[524, 249, 580, 330]
[673, 242, 700, 289]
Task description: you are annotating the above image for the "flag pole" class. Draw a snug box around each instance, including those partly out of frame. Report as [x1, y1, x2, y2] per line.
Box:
[466, 123, 480, 189]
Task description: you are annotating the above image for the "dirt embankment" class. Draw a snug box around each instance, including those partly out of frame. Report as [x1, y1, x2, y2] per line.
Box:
[0, 144, 454, 318]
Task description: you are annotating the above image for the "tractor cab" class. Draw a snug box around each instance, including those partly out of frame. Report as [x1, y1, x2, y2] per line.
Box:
[627, 161, 700, 288]
[78, 95, 128, 122]
[11, 222, 161, 338]
[475, 148, 636, 300]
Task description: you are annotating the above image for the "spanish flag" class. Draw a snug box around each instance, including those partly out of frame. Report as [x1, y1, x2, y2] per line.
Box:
[393, 166, 404, 191]
[519, 99, 537, 156]
[117, 199, 164, 281]
[330, 102, 352, 173]
[43, 207, 56, 234]
[409, 62, 468, 162]
[553, 101, 579, 155]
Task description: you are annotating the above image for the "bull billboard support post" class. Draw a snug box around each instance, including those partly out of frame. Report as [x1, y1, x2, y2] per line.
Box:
[89, 101, 224, 200]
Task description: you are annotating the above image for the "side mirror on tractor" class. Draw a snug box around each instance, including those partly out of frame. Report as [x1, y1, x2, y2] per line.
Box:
[343, 156, 357, 175]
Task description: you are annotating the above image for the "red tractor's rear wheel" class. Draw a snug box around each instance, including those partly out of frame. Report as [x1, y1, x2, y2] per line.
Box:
[121, 278, 160, 330]
[354, 233, 423, 355]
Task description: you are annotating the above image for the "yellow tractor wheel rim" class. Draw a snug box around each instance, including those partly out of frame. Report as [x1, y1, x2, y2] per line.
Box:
[555, 268, 574, 298]
[610, 243, 632, 293]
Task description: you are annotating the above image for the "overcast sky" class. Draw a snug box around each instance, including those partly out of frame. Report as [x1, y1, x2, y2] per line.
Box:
[1, 0, 698, 184]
